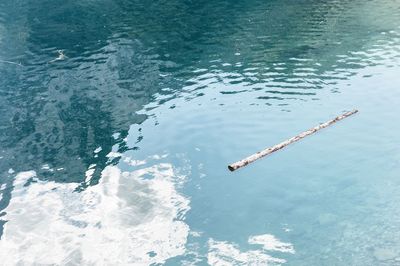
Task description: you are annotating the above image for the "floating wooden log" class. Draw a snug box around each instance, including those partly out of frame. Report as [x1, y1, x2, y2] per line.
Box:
[228, 109, 358, 171]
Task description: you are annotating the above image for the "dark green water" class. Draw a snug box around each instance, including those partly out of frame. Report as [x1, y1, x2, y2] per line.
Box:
[1, 0, 400, 264]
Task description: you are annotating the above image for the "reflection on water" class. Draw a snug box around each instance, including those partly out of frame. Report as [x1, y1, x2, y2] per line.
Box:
[0, 158, 294, 265]
[208, 235, 294, 265]
[0, 161, 190, 265]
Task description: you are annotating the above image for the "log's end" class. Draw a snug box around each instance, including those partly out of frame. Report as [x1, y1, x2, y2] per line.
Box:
[228, 165, 236, 172]
[349, 109, 358, 114]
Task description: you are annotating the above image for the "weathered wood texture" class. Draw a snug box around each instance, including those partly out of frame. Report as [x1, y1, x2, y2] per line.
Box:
[228, 110, 358, 171]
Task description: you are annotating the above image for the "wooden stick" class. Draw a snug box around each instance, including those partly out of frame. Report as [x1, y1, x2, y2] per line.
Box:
[228, 109, 358, 171]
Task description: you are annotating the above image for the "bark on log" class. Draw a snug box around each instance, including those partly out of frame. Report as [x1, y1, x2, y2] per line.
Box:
[228, 110, 358, 171]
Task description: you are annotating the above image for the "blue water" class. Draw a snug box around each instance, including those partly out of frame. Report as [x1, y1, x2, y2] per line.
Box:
[1, 0, 400, 264]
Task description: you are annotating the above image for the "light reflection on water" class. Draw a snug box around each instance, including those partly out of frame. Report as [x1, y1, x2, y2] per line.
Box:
[0, 156, 294, 265]
[0, 161, 190, 265]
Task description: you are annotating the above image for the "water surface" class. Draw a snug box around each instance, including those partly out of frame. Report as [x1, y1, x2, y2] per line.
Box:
[1, 0, 400, 264]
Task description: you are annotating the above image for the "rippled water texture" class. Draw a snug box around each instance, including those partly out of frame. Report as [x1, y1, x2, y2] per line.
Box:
[1, 0, 400, 265]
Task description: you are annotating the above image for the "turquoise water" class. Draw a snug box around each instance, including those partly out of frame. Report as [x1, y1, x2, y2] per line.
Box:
[1, 0, 400, 264]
